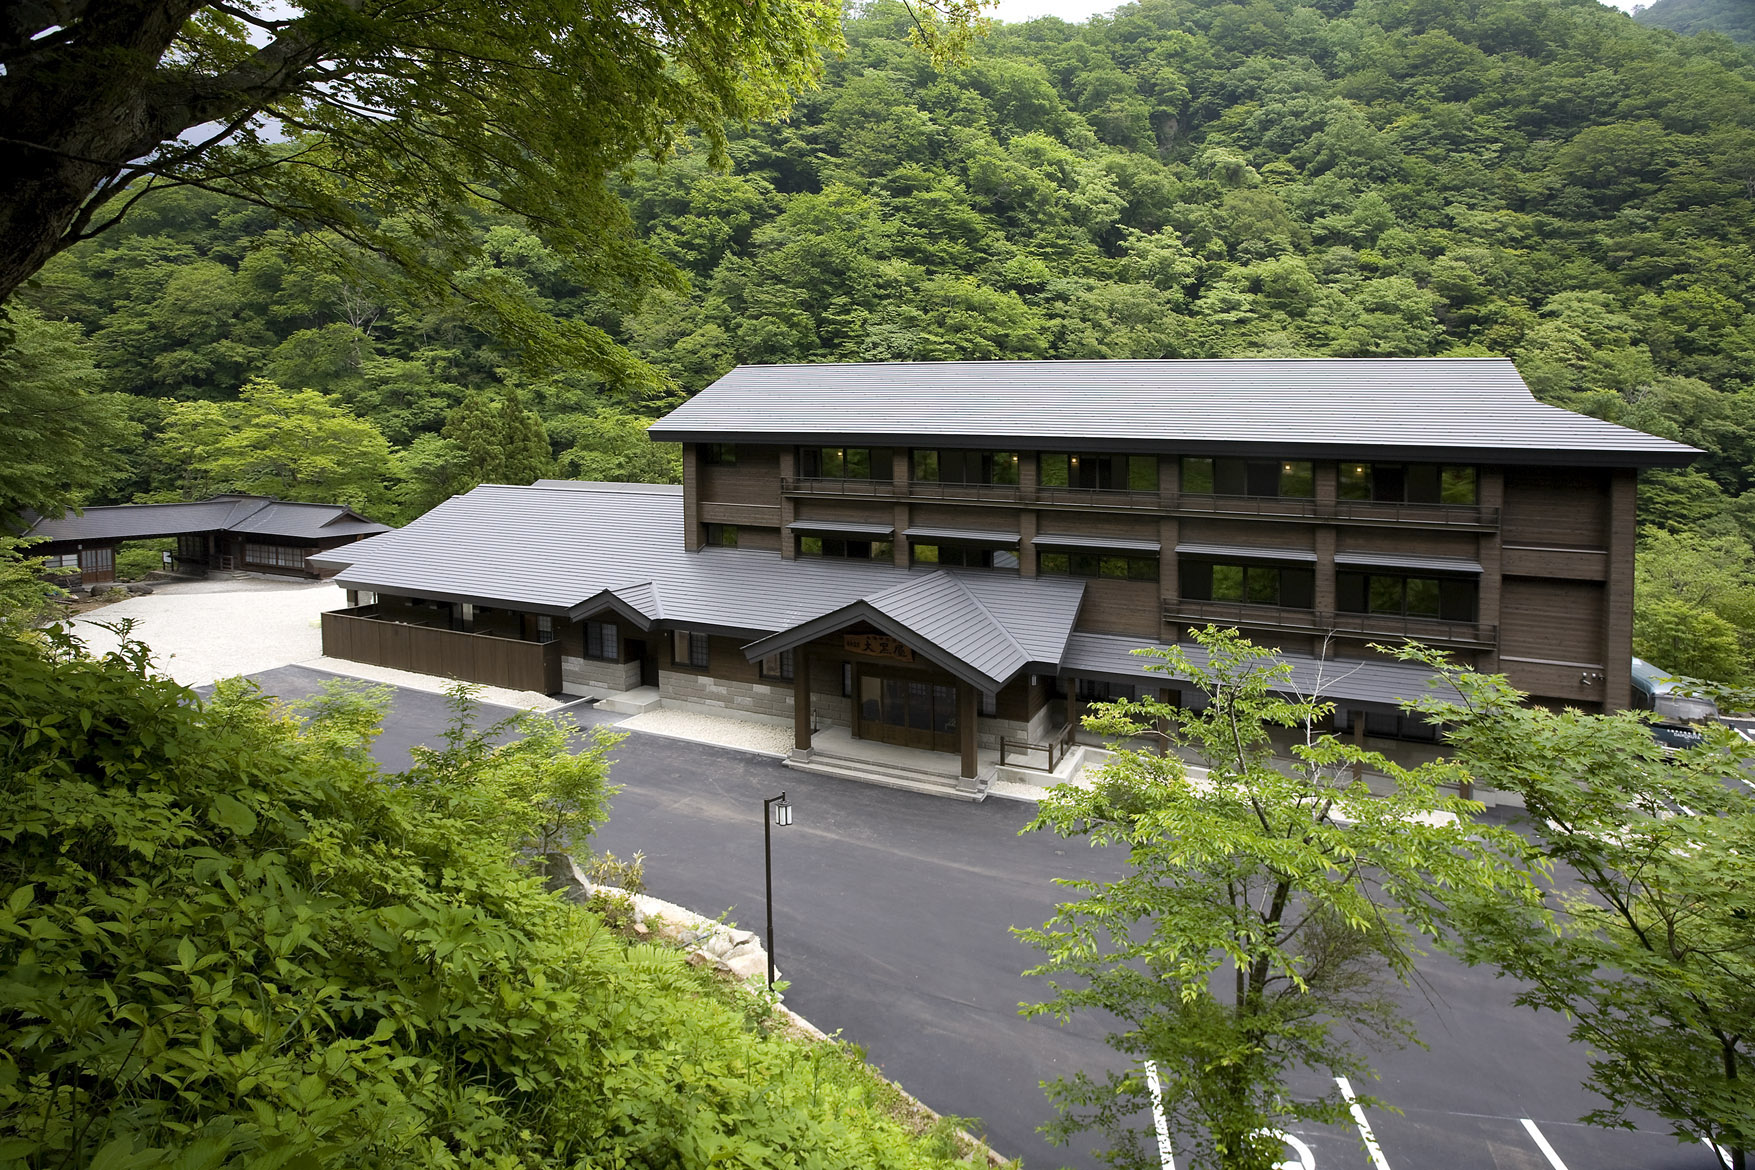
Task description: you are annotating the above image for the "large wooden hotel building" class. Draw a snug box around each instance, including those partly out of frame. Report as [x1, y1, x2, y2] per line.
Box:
[314, 359, 1696, 796]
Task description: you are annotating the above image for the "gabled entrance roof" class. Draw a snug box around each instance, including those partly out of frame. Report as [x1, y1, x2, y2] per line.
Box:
[741, 571, 1037, 693]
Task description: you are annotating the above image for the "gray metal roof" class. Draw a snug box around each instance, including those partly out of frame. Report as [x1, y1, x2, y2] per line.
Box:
[23, 495, 388, 544]
[741, 572, 1033, 691]
[531, 479, 682, 495]
[1061, 632, 1464, 710]
[1176, 541, 1317, 562]
[1334, 550, 1483, 575]
[1034, 533, 1162, 553]
[903, 525, 1021, 544]
[649, 359, 1699, 467]
[313, 482, 1085, 678]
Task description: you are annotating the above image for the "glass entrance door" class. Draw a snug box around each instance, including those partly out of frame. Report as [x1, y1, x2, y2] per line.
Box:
[858, 671, 959, 753]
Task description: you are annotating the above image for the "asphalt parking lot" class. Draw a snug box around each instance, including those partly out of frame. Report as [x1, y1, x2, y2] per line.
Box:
[234, 664, 1725, 1170]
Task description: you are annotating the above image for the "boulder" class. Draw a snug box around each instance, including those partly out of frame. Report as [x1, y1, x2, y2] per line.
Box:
[126, 583, 155, 595]
[724, 951, 771, 982]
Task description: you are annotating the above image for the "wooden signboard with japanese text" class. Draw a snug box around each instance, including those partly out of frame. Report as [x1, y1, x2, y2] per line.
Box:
[843, 633, 914, 662]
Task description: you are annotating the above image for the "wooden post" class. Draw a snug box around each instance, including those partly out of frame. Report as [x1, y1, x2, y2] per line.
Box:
[959, 680, 978, 780]
[793, 652, 812, 753]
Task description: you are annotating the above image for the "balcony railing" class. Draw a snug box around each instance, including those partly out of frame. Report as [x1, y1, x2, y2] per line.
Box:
[780, 477, 1499, 529]
[1163, 598, 1497, 649]
[1175, 494, 1498, 529]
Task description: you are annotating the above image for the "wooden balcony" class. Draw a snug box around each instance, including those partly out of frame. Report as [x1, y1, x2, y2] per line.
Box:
[1163, 598, 1497, 650]
[1175, 494, 1499, 530]
[779, 477, 1500, 529]
[322, 605, 561, 693]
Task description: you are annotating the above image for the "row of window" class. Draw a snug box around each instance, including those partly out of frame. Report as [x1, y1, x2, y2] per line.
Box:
[758, 444, 1482, 505]
[1181, 560, 1478, 621]
[243, 543, 307, 570]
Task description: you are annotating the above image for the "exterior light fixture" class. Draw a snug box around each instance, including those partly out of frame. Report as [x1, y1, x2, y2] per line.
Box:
[763, 792, 793, 989]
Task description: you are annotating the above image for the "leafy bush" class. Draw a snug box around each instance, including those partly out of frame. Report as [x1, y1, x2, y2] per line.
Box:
[113, 539, 174, 581]
[0, 630, 992, 1169]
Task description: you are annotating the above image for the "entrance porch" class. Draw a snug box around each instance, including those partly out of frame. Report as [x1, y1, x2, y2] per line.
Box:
[786, 725, 996, 801]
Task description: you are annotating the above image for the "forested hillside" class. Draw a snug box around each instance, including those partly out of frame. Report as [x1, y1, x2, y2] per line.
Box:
[18, 0, 1755, 676]
[1636, 0, 1755, 44]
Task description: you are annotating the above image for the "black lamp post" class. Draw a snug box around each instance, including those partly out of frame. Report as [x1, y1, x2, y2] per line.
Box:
[763, 791, 793, 989]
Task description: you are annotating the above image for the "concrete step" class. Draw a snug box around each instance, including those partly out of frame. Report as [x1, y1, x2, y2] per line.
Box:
[785, 748, 988, 802]
[596, 685, 663, 715]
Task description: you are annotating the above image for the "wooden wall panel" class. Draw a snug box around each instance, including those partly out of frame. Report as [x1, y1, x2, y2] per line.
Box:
[908, 503, 1025, 533]
[1333, 529, 1481, 560]
[1068, 578, 1161, 637]
[699, 445, 782, 507]
[1500, 546, 1609, 580]
[1499, 578, 1607, 667]
[1502, 468, 1610, 547]
[1178, 518, 1316, 553]
[1037, 514, 1161, 541]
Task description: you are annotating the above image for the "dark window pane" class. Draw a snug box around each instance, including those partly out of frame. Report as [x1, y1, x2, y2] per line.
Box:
[800, 448, 820, 476]
[1182, 457, 1214, 494]
[1213, 458, 1248, 496]
[1129, 556, 1160, 582]
[992, 451, 1020, 485]
[1337, 571, 1366, 613]
[846, 448, 870, 479]
[1373, 464, 1406, 503]
[1280, 461, 1314, 498]
[1339, 463, 1371, 500]
[1245, 566, 1279, 604]
[799, 536, 823, 557]
[1040, 553, 1070, 575]
[1182, 560, 1213, 600]
[1100, 556, 1129, 579]
[1406, 464, 1441, 504]
[873, 540, 893, 561]
[1041, 453, 1070, 488]
[1439, 578, 1478, 622]
[704, 443, 736, 465]
[871, 448, 893, 478]
[1441, 465, 1477, 504]
[1368, 576, 1404, 614]
[1245, 461, 1281, 497]
[822, 447, 845, 477]
[993, 548, 1019, 569]
[1406, 576, 1441, 617]
[1281, 568, 1315, 609]
[913, 543, 939, 564]
[1071, 552, 1101, 577]
[1212, 564, 1245, 602]
[1129, 457, 1159, 492]
[912, 450, 939, 481]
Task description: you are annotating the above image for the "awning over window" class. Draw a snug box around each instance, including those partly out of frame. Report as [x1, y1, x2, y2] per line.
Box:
[1034, 532, 1161, 553]
[903, 526, 1020, 545]
[1333, 550, 1483, 575]
[785, 520, 896, 537]
[1174, 541, 1317, 563]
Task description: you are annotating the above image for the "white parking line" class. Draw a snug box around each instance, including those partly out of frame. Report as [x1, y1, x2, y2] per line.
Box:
[1520, 1118, 1570, 1170]
[1335, 1077, 1391, 1170]
[1143, 1061, 1176, 1170]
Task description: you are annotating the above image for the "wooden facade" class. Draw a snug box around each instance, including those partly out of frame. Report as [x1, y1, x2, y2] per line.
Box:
[689, 447, 1641, 716]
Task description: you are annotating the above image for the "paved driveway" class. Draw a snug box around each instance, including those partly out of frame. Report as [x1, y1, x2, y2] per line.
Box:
[238, 666, 1721, 1170]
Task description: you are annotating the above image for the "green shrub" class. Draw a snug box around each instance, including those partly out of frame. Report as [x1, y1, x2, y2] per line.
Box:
[112, 538, 173, 581]
[0, 630, 992, 1169]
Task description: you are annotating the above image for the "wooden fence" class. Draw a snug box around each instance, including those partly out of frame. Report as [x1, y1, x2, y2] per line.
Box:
[322, 607, 561, 695]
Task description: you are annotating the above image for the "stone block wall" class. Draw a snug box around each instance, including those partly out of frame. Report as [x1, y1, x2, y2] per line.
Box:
[975, 701, 1056, 751]
[562, 655, 641, 695]
[659, 670, 852, 728]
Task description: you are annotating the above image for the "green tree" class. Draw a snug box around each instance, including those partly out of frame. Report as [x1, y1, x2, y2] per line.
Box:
[441, 389, 555, 491]
[553, 412, 685, 484]
[1020, 629, 1529, 1170]
[1634, 525, 1755, 681]
[1419, 658, 1755, 1170]
[159, 377, 394, 513]
[0, 308, 134, 527]
[0, 628, 992, 1169]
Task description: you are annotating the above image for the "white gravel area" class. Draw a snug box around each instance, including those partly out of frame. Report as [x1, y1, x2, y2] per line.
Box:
[617, 707, 794, 757]
[71, 578, 348, 688]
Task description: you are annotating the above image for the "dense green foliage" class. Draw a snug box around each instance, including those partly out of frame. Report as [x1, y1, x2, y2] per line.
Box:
[1636, 0, 1755, 44]
[13, 0, 1755, 668]
[1021, 628, 1530, 1170]
[1417, 652, 1755, 1168]
[0, 632, 990, 1168]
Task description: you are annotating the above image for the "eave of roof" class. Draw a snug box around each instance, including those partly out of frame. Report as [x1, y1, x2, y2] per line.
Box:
[651, 359, 1700, 468]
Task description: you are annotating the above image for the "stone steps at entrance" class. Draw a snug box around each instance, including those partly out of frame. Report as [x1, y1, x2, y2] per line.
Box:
[784, 743, 989, 802]
[596, 686, 663, 715]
